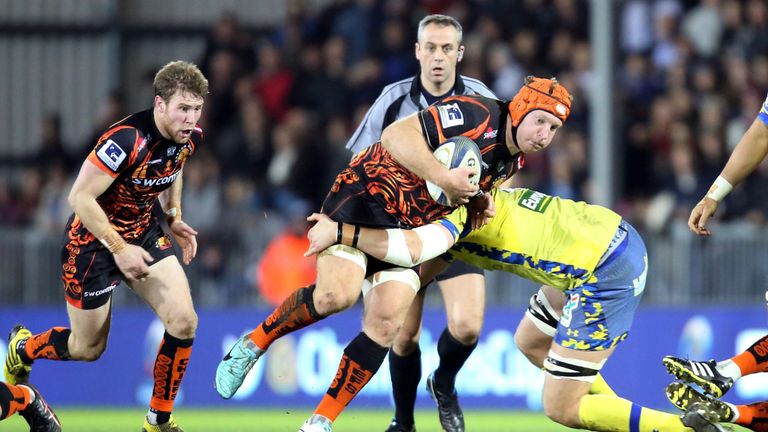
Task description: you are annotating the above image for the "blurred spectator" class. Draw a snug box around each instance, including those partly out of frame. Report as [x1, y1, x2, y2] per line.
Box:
[180, 150, 222, 233]
[251, 41, 294, 123]
[31, 113, 74, 169]
[34, 160, 73, 234]
[680, 0, 722, 58]
[200, 13, 255, 79]
[79, 90, 126, 161]
[256, 200, 316, 306]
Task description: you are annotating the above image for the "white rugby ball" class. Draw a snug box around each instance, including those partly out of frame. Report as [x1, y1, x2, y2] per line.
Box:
[426, 136, 482, 206]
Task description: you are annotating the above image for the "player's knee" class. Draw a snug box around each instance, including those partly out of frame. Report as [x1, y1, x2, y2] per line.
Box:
[542, 395, 581, 427]
[392, 327, 420, 355]
[312, 288, 357, 315]
[71, 341, 106, 362]
[165, 310, 198, 339]
[448, 319, 482, 345]
[365, 318, 401, 347]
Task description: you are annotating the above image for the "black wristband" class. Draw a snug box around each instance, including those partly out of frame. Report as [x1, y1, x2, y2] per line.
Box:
[352, 225, 361, 248]
[337, 222, 343, 244]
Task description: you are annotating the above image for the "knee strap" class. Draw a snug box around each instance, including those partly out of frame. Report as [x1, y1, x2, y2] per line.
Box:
[525, 287, 562, 337]
[362, 268, 420, 298]
[543, 350, 606, 383]
[320, 244, 368, 271]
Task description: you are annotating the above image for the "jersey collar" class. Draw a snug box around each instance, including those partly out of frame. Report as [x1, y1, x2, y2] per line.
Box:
[410, 71, 465, 109]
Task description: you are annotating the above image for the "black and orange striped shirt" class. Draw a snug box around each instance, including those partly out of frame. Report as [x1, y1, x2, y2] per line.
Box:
[79, 109, 201, 241]
[342, 95, 522, 227]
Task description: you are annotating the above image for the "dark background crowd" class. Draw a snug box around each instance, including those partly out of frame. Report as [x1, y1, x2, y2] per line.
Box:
[1, 0, 767, 306]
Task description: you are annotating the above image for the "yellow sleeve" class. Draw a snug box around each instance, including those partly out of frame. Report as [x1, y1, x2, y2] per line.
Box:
[435, 204, 469, 242]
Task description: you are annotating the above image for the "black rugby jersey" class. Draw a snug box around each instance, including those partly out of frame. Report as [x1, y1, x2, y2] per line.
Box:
[80, 109, 202, 240]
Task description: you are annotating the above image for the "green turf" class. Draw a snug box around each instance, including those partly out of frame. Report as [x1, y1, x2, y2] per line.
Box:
[3, 408, 751, 431]
[2, 408, 575, 431]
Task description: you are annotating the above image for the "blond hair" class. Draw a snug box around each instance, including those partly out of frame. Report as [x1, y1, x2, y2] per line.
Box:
[153, 61, 209, 101]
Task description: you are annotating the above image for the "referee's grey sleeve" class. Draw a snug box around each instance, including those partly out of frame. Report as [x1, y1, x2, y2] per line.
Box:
[463, 76, 498, 99]
[345, 95, 390, 154]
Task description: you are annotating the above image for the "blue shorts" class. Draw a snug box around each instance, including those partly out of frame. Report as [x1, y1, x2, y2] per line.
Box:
[554, 220, 648, 351]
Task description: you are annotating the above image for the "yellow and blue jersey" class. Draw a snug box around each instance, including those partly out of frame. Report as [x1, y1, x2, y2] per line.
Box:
[760, 93, 768, 126]
[437, 188, 622, 291]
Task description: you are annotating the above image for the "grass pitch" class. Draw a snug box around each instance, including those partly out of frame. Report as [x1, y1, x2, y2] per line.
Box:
[3, 408, 751, 431]
[3, 408, 576, 431]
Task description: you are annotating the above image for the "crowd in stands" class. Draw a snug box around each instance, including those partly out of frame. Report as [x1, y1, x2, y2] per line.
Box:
[2, 0, 767, 304]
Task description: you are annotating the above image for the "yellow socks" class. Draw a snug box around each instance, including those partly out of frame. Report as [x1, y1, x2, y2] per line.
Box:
[578, 394, 692, 432]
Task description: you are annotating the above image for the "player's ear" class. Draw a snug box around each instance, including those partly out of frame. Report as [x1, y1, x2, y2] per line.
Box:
[457, 46, 464, 62]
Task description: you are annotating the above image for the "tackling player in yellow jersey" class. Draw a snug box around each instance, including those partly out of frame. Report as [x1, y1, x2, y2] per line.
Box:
[306, 188, 726, 432]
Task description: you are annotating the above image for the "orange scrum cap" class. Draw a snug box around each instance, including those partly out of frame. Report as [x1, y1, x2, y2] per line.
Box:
[508, 76, 572, 127]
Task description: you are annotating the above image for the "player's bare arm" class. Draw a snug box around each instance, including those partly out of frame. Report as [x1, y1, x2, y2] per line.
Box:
[381, 114, 478, 205]
[305, 212, 455, 267]
[160, 170, 198, 264]
[689, 119, 768, 235]
[68, 160, 154, 281]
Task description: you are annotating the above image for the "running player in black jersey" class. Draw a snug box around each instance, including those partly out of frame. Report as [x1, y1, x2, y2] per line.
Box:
[4, 61, 207, 432]
[217, 76, 572, 432]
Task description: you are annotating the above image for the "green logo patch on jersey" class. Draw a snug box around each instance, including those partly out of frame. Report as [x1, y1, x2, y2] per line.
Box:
[518, 189, 553, 213]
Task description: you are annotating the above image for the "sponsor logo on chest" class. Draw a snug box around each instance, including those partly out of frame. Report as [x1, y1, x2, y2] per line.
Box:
[483, 127, 498, 140]
[437, 103, 464, 128]
[132, 170, 180, 187]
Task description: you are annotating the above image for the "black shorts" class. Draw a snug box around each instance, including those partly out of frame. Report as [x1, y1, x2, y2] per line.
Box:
[434, 259, 485, 282]
[322, 176, 405, 229]
[322, 178, 412, 278]
[61, 216, 177, 310]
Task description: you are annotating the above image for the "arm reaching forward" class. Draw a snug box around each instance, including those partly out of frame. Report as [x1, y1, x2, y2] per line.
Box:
[304, 213, 456, 267]
[689, 119, 768, 236]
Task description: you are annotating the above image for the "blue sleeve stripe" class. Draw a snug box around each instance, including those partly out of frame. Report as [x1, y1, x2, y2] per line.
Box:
[629, 403, 642, 432]
[438, 220, 460, 241]
[758, 110, 768, 126]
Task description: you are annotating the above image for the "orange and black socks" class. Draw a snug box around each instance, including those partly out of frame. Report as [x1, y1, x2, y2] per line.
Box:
[0, 382, 31, 420]
[22, 327, 71, 361]
[149, 331, 193, 424]
[315, 332, 388, 422]
[735, 401, 768, 431]
[249, 285, 324, 350]
[731, 334, 768, 377]
[433, 328, 477, 394]
[389, 347, 422, 427]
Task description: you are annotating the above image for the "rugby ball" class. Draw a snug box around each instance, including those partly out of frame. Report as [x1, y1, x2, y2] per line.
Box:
[426, 136, 482, 206]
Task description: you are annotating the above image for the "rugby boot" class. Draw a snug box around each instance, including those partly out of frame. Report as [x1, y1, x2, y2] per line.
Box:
[426, 372, 464, 432]
[215, 334, 265, 399]
[299, 414, 333, 432]
[20, 384, 61, 432]
[666, 382, 735, 422]
[680, 402, 732, 432]
[142, 415, 184, 432]
[385, 418, 416, 432]
[5, 324, 33, 385]
[662, 356, 733, 397]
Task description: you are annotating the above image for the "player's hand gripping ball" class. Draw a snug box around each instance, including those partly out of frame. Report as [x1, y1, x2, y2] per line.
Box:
[426, 136, 482, 206]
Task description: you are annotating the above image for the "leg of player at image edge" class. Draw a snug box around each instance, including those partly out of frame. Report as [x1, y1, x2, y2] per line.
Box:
[0, 381, 61, 432]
